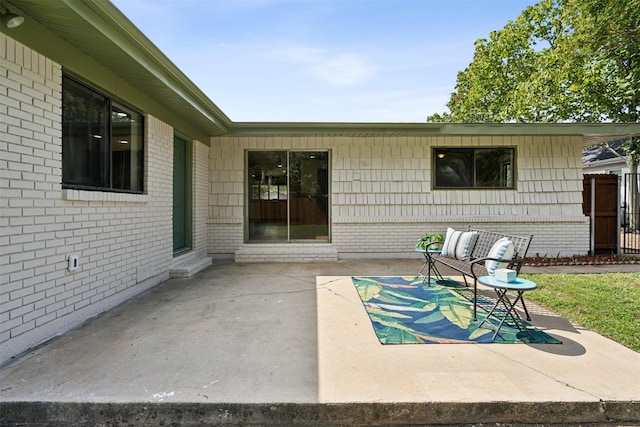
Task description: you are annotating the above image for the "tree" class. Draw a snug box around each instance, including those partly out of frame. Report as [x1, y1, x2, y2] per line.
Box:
[428, 0, 640, 229]
[430, 0, 639, 123]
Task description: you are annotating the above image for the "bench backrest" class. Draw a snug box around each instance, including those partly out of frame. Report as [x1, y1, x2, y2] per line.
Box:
[468, 227, 533, 261]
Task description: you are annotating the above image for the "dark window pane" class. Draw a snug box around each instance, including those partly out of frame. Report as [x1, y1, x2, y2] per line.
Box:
[434, 149, 474, 188]
[475, 148, 514, 188]
[111, 104, 144, 192]
[62, 77, 109, 188]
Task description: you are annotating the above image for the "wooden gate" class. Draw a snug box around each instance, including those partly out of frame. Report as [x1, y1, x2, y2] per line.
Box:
[583, 174, 619, 254]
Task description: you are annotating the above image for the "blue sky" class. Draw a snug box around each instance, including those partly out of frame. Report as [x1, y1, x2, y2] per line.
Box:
[111, 0, 537, 123]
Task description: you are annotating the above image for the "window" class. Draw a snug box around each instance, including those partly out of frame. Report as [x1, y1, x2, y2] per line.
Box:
[433, 147, 515, 189]
[62, 76, 144, 193]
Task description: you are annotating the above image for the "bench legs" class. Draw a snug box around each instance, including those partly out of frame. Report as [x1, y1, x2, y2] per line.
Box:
[470, 278, 479, 321]
[427, 262, 531, 323]
[422, 252, 443, 285]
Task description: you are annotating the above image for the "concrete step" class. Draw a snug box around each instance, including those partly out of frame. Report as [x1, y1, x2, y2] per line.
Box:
[169, 257, 212, 278]
[235, 243, 338, 262]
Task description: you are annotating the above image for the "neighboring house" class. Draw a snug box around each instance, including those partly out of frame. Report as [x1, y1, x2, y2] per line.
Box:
[1, 1, 640, 364]
[583, 139, 629, 176]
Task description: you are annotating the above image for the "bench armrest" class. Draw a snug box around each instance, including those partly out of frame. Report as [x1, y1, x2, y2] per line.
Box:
[507, 256, 525, 273]
[469, 256, 525, 276]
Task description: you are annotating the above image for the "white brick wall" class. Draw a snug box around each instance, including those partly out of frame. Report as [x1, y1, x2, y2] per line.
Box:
[0, 35, 182, 364]
[209, 135, 589, 260]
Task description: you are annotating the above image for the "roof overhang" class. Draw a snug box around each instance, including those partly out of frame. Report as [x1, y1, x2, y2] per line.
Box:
[228, 122, 640, 146]
[583, 157, 626, 169]
[2, 0, 232, 141]
[3, 1, 639, 145]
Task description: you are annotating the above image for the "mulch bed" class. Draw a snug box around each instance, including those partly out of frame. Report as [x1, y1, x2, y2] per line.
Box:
[523, 254, 639, 266]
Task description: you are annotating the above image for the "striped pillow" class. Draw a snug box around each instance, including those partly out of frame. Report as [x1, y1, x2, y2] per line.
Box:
[441, 228, 478, 261]
[485, 237, 515, 275]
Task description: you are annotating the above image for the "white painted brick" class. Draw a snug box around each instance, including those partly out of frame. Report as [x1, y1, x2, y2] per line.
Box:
[1, 35, 190, 363]
[35, 312, 56, 327]
[11, 320, 37, 337]
[2, 298, 23, 315]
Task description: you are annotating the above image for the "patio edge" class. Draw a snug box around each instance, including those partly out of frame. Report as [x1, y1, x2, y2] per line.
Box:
[1, 400, 638, 426]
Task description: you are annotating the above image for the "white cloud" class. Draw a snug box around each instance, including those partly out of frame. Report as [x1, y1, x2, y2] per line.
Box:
[309, 52, 372, 85]
[272, 45, 373, 86]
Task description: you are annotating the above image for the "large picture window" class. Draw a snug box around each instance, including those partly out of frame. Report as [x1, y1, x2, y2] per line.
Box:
[433, 147, 515, 189]
[62, 76, 144, 193]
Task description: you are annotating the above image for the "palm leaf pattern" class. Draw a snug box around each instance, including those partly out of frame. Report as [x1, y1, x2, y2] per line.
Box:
[352, 276, 561, 344]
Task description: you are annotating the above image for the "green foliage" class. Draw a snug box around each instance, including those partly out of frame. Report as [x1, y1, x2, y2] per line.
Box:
[427, 0, 640, 162]
[521, 272, 640, 352]
[623, 136, 640, 164]
[415, 233, 445, 250]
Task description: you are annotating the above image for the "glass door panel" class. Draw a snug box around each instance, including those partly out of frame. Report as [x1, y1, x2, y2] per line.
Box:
[289, 151, 329, 241]
[248, 151, 288, 241]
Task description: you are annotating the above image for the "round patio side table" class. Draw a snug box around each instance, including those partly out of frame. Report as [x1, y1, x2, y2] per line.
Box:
[477, 275, 537, 340]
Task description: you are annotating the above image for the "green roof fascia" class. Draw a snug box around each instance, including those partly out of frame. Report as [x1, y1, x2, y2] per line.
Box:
[228, 122, 444, 136]
[228, 122, 640, 145]
[65, 0, 231, 132]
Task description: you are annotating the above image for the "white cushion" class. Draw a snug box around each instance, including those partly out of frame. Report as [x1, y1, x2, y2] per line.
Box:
[484, 237, 515, 275]
[441, 227, 478, 261]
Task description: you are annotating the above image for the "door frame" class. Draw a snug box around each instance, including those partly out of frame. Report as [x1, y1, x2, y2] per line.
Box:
[245, 149, 331, 243]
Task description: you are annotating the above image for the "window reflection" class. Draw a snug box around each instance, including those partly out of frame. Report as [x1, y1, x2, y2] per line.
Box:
[434, 148, 515, 189]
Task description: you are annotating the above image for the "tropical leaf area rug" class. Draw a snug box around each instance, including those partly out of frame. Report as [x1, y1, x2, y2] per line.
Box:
[352, 276, 561, 344]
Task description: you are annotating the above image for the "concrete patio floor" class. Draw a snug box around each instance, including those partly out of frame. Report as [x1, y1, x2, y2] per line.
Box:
[1, 259, 639, 426]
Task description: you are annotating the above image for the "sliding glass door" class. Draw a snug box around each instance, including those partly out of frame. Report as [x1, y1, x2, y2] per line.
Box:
[247, 151, 329, 242]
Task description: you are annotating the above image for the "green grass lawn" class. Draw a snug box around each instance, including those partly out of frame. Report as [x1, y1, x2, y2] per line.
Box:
[520, 272, 640, 353]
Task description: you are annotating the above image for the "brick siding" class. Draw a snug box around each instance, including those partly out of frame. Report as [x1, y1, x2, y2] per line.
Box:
[0, 35, 209, 364]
